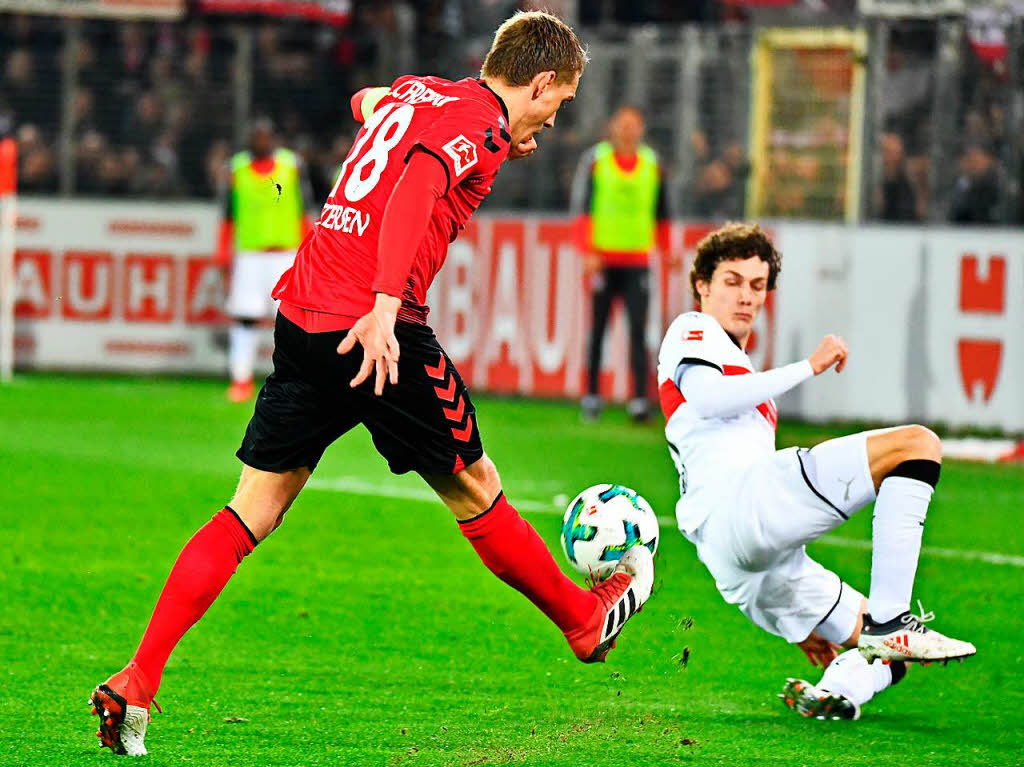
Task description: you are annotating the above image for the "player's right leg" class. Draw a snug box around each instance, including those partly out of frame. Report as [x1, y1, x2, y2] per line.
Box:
[780, 653, 908, 721]
[227, 317, 260, 401]
[422, 455, 654, 663]
[768, 428, 975, 663]
[91, 311, 354, 754]
[90, 466, 308, 755]
[582, 268, 615, 422]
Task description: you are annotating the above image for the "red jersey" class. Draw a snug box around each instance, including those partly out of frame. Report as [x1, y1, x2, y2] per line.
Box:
[273, 75, 511, 326]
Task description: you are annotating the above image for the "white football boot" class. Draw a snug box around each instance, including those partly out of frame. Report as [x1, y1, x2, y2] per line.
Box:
[858, 602, 976, 664]
[779, 678, 861, 721]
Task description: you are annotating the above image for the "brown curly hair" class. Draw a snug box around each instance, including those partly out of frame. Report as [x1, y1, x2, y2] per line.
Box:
[690, 222, 781, 303]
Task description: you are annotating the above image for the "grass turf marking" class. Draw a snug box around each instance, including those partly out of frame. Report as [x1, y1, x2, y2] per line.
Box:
[306, 475, 1024, 568]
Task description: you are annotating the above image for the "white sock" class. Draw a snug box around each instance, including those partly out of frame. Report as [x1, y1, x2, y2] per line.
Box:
[818, 651, 895, 706]
[229, 323, 257, 384]
[868, 476, 933, 623]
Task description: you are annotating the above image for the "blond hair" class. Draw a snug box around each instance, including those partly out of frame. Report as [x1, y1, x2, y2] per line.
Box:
[481, 11, 588, 86]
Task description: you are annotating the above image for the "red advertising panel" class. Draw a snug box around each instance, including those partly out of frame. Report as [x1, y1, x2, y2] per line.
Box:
[123, 254, 176, 323]
[186, 257, 228, 324]
[13, 249, 52, 319]
[62, 251, 114, 321]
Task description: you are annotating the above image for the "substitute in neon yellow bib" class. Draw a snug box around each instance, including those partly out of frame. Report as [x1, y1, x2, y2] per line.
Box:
[589, 140, 660, 253]
[218, 119, 311, 402]
[570, 106, 672, 423]
[230, 148, 304, 252]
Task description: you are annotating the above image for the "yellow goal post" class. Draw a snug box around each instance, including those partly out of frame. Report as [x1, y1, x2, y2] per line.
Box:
[746, 27, 868, 223]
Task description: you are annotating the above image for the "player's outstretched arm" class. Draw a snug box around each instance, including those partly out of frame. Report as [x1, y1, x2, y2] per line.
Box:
[679, 361, 813, 420]
[678, 334, 848, 419]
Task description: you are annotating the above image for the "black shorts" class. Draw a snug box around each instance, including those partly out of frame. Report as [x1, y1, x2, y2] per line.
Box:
[237, 312, 484, 475]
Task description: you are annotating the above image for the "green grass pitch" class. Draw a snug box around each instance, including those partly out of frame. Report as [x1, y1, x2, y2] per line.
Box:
[1, 375, 1021, 766]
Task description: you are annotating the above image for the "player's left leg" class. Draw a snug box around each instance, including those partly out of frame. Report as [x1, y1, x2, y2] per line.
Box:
[777, 426, 975, 662]
[92, 310, 351, 754]
[421, 455, 654, 663]
[224, 251, 294, 402]
[582, 267, 617, 421]
[355, 322, 654, 662]
[857, 426, 975, 661]
[784, 597, 908, 720]
[228, 317, 260, 401]
[620, 265, 651, 422]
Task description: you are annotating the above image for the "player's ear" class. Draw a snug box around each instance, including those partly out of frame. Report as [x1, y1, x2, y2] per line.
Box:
[531, 71, 556, 100]
[696, 279, 710, 300]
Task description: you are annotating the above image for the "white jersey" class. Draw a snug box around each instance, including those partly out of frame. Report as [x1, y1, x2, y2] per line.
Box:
[657, 311, 778, 533]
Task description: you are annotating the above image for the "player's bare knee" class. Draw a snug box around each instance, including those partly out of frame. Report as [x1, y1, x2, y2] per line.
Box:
[460, 453, 500, 491]
[424, 454, 502, 519]
[900, 424, 942, 463]
[230, 465, 308, 541]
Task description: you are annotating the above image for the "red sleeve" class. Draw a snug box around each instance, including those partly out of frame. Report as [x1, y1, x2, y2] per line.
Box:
[371, 149, 449, 298]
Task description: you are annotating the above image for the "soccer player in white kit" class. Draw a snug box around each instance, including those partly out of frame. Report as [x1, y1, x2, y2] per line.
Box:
[657, 223, 975, 720]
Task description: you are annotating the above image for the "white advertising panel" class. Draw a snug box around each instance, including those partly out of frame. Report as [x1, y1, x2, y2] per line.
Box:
[8, 199, 1024, 431]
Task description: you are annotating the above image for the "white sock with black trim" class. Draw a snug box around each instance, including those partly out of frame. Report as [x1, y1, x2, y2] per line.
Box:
[868, 476, 933, 623]
[818, 651, 898, 706]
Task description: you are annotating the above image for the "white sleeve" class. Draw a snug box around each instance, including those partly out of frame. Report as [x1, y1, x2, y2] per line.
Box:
[678, 360, 814, 419]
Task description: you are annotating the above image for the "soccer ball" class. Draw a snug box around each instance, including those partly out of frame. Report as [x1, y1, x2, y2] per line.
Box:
[559, 484, 659, 578]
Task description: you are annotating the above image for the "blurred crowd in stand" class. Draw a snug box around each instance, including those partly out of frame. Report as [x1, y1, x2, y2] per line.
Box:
[0, 12, 368, 201]
[875, 23, 1017, 225]
[1, 2, 1021, 224]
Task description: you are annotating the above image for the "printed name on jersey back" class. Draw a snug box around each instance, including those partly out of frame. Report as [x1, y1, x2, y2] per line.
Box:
[390, 79, 460, 108]
[319, 203, 370, 235]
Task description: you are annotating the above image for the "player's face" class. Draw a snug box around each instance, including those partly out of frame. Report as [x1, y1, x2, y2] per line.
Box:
[515, 71, 580, 152]
[609, 109, 644, 152]
[697, 256, 770, 347]
[250, 128, 274, 157]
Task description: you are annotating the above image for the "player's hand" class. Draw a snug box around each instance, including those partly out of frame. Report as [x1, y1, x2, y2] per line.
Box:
[797, 633, 840, 668]
[583, 253, 603, 276]
[808, 334, 849, 375]
[337, 294, 401, 396]
[508, 137, 538, 160]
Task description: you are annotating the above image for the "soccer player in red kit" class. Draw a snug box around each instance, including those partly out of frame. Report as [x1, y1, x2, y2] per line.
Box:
[90, 12, 654, 756]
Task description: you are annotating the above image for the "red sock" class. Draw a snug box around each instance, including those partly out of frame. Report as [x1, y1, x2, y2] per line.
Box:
[458, 493, 598, 633]
[131, 507, 256, 694]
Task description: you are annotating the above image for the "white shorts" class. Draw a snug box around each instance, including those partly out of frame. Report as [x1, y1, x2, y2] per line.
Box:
[684, 433, 876, 643]
[225, 250, 295, 319]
